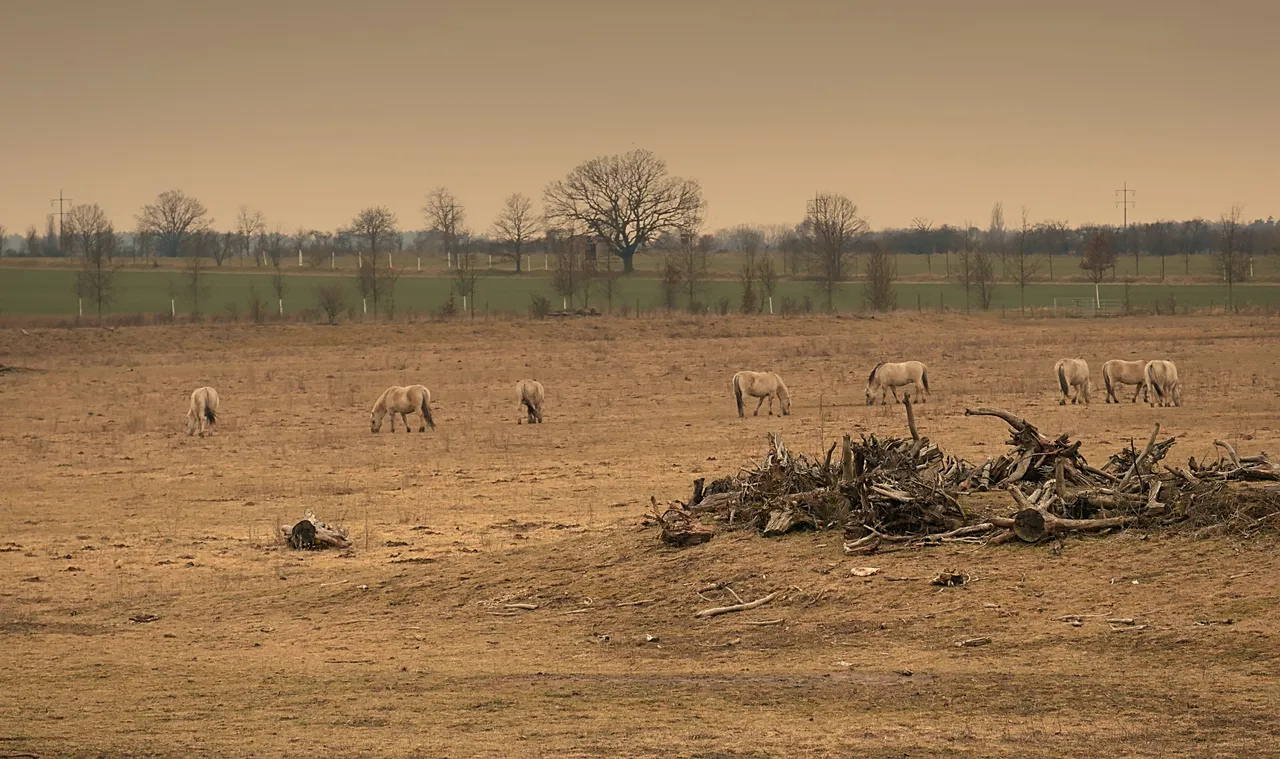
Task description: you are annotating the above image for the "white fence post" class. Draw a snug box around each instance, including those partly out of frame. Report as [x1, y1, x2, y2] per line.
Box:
[330, 250, 335, 270]
[171, 299, 175, 317]
[769, 296, 774, 314]
[78, 298, 83, 317]
[279, 298, 283, 316]
[298, 249, 303, 267]
[417, 256, 421, 272]
[362, 298, 367, 315]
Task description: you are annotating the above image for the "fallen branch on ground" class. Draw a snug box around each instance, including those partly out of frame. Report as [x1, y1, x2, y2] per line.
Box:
[694, 590, 782, 619]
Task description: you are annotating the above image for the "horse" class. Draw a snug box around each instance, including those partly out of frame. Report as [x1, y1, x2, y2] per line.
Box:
[865, 361, 929, 405]
[1144, 360, 1182, 407]
[1102, 359, 1149, 403]
[1054, 358, 1091, 405]
[732, 371, 791, 418]
[370, 385, 436, 432]
[186, 386, 219, 436]
[517, 380, 545, 424]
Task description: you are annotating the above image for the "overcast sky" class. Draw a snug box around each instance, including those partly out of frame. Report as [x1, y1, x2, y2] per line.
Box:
[2, 0, 1277, 235]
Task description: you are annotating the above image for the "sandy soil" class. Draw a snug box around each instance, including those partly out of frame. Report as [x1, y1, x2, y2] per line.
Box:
[1, 314, 1278, 758]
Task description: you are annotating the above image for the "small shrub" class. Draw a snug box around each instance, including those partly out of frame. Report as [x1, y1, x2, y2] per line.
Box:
[530, 294, 552, 319]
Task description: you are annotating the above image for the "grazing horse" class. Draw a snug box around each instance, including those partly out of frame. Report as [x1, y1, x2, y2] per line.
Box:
[370, 384, 436, 432]
[186, 386, 219, 436]
[1102, 359, 1149, 403]
[865, 361, 929, 405]
[732, 371, 791, 418]
[1144, 360, 1182, 407]
[517, 379, 545, 424]
[1054, 358, 1092, 405]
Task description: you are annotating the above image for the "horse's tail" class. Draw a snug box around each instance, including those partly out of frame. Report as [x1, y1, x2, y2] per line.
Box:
[420, 393, 436, 429]
[733, 374, 745, 418]
[1145, 362, 1164, 401]
[1103, 363, 1114, 399]
[921, 365, 929, 393]
[1057, 363, 1069, 397]
[204, 402, 217, 425]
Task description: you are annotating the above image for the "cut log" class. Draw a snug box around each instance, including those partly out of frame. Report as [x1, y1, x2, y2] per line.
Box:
[762, 509, 814, 537]
[281, 516, 351, 550]
[999, 487, 1134, 543]
[1013, 508, 1048, 542]
[691, 477, 705, 506]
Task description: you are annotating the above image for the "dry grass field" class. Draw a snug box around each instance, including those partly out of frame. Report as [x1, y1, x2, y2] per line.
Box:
[2, 314, 1279, 758]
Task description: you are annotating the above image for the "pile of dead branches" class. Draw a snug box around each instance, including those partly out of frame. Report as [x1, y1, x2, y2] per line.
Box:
[662, 398, 967, 544]
[280, 510, 351, 550]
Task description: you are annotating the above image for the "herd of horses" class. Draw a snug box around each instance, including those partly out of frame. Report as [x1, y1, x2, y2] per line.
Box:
[1053, 358, 1183, 408]
[183, 357, 1181, 437]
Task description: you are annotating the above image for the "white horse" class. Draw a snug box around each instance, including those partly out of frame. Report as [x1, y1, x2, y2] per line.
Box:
[732, 371, 791, 418]
[1102, 359, 1149, 404]
[370, 385, 436, 432]
[1054, 358, 1091, 405]
[865, 361, 929, 405]
[1144, 360, 1182, 407]
[186, 386, 219, 436]
[517, 380, 545, 424]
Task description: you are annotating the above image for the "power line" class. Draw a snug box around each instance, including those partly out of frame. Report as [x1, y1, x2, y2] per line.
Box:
[49, 189, 73, 249]
[1114, 182, 1135, 230]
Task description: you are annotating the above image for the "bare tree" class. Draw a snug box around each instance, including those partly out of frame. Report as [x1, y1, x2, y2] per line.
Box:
[348, 207, 399, 317]
[802, 193, 868, 311]
[1215, 204, 1249, 309]
[544, 149, 705, 273]
[1182, 217, 1208, 276]
[973, 251, 997, 310]
[236, 206, 265, 265]
[757, 254, 779, 312]
[452, 231, 481, 317]
[490, 193, 538, 272]
[25, 225, 39, 257]
[987, 201, 1006, 276]
[911, 217, 934, 273]
[66, 204, 119, 323]
[547, 227, 587, 309]
[1080, 230, 1115, 285]
[423, 187, 466, 264]
[0, 223, 6, 255]
[951, 223, 979, 313]
[316, 283, 346, 324]
[136, 190, 210, 257]
[184, 251, 211, 318]
[1011, 206, 1042, 312]
[862, 242, 897, 312]
[660, 254, 683, 312]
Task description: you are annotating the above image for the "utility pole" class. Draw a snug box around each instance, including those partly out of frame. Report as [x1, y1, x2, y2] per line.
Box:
[1115, 182, 1136, 275]
[49, 189, 73, 254]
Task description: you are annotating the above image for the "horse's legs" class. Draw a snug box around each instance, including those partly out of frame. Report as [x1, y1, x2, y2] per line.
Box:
[767, 394, 775, 416]
[753, 396, 766, 416]
[890, 387, 901, 404]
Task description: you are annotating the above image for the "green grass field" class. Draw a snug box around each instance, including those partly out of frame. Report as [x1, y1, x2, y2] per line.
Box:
[3, 265, 1278, 318]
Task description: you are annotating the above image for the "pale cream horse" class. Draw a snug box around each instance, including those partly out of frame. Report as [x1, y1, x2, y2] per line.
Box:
[1054, 358, 1091, 405]
[1144, 360, 1182, 407]
[186, 386, 219, 436]
[1102, 359, 1149, 403]
[865, 361, 929, 405]
[733, 371, 791, 418]
[517, 379, 545, 424]
[370, 385, 436, 432]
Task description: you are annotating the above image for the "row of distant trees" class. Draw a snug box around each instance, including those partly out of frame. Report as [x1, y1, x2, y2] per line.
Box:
[3, 149, 1274, 319]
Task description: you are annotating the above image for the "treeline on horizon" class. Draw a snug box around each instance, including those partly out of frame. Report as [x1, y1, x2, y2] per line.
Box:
[3, 148, 1275, 321]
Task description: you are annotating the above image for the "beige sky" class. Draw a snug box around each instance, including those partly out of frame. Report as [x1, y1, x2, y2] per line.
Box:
[1, 0, 1277, 236]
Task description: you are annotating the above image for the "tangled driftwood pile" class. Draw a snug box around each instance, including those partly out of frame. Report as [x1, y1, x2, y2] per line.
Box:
[649, 400, 1280, 550]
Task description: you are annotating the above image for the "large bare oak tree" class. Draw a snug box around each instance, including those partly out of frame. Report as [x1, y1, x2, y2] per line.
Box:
[136, 190, 210, 257]
[543, 149, 704, 273]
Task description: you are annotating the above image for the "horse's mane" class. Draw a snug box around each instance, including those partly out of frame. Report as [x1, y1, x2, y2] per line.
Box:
[867, 361, 886, 385]
[772, 372, 789, 397]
